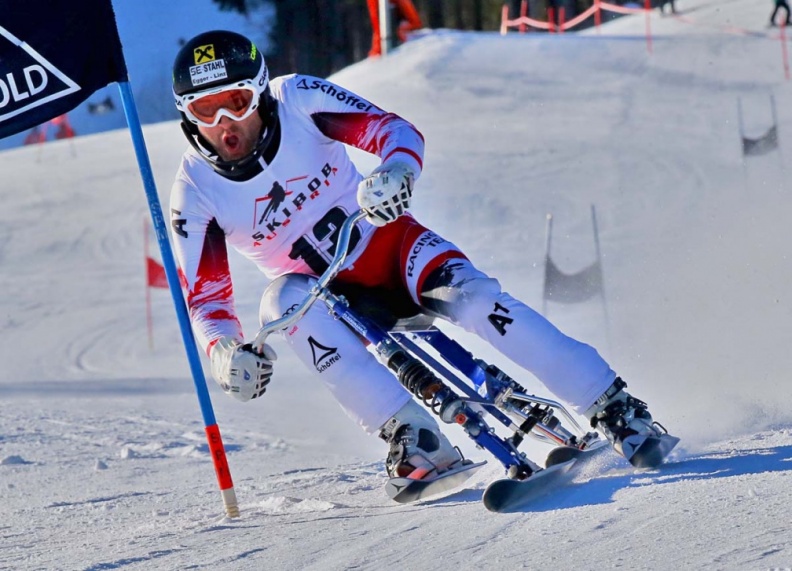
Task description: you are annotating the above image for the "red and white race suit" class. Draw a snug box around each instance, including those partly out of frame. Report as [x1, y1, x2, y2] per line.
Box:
[171, 75, 615, 432]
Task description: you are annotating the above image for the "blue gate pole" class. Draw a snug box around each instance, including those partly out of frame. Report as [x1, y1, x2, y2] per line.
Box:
[117, 81, 239, 518]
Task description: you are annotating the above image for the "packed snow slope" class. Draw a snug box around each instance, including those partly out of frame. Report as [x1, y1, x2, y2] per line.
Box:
[2, 1, 791, 569]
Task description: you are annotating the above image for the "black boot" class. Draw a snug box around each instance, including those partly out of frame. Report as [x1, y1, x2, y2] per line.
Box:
[379, 400, 463, 479]
[585, 378, 669, 465]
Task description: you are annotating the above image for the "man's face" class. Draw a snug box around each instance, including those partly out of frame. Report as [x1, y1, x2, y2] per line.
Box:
[197, 111, 263, 162]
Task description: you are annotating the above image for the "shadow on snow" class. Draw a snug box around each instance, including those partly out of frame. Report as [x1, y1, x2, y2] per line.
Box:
[521, 443, 792, 513]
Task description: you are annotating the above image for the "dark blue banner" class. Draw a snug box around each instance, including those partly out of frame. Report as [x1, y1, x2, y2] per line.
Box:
[0, 0, 128, 139]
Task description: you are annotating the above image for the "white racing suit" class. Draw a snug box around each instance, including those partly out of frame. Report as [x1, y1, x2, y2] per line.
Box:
[170, 74, 616, 433]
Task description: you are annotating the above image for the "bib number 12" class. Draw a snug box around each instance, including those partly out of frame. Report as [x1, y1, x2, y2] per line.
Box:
[288, 206, 361, 275]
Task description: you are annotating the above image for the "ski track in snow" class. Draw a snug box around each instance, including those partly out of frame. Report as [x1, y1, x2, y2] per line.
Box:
[2, 385, 790, 570]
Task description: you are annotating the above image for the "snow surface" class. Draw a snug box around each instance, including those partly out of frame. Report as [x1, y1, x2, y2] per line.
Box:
[2, 0, 792, 569]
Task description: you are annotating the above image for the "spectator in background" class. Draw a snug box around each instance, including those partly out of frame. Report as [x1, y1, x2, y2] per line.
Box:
[771, 0, 792, 26]
[658, 0, 677, 15]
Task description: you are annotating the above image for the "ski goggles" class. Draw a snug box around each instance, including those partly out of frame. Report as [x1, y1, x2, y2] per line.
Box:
[178, 82, 259, 127]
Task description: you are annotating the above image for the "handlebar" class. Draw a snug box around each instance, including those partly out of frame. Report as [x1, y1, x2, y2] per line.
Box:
[252, 209, 367, 352]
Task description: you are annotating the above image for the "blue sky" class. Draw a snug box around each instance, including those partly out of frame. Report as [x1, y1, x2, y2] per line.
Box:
[113, 0, 270, 87]
[0, 0, 270, 150]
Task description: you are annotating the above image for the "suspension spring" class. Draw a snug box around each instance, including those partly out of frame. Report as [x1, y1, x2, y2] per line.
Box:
[387, 350, 463, 422]
[388, 349, 536, 472]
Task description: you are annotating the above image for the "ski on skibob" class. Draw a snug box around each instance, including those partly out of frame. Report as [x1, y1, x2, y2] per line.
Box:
[386, 432, 678, 511]
[482, 458, 578, 513]
[483, 433, 678, 513]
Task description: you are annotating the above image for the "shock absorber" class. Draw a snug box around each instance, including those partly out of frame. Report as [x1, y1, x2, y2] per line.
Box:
[386, 349, 465, 425]
[384, 347, 536, 476]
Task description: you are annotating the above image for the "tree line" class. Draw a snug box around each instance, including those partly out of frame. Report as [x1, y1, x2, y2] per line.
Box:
[211, 0, 623, 78]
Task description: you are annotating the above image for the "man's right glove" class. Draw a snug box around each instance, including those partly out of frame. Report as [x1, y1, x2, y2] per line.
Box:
[210, 336, 277, 402]
[356, 161, 415, 227]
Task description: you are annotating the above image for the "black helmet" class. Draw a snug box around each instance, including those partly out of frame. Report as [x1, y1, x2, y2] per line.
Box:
[172, 30, 278, 180]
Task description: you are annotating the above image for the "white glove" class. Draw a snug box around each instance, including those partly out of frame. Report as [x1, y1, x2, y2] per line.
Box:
[210, 336, 277, 402]
[356, 161, 414, 227]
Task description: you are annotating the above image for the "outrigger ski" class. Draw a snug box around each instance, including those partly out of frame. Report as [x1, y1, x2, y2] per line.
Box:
[385, 460, 487, 503]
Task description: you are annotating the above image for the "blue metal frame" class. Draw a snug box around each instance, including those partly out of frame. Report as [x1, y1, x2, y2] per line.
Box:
[390, 333, 516, 430]
[254, 210, 593, 477]
[322, 294, 530, 473]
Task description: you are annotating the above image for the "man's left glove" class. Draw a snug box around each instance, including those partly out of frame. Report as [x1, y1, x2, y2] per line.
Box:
[356, 161, 415, 227]
[210, 336, 277, 402]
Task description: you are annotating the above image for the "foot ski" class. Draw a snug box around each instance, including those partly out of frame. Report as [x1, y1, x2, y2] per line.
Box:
[482, 459, 576, 513]
[385, 460, 486, 503]
[547, 432, 678, 471]
[624, 433, 680, 469]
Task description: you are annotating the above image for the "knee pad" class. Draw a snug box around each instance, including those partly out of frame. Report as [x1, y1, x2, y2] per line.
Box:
[259, 273, 317, 326]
